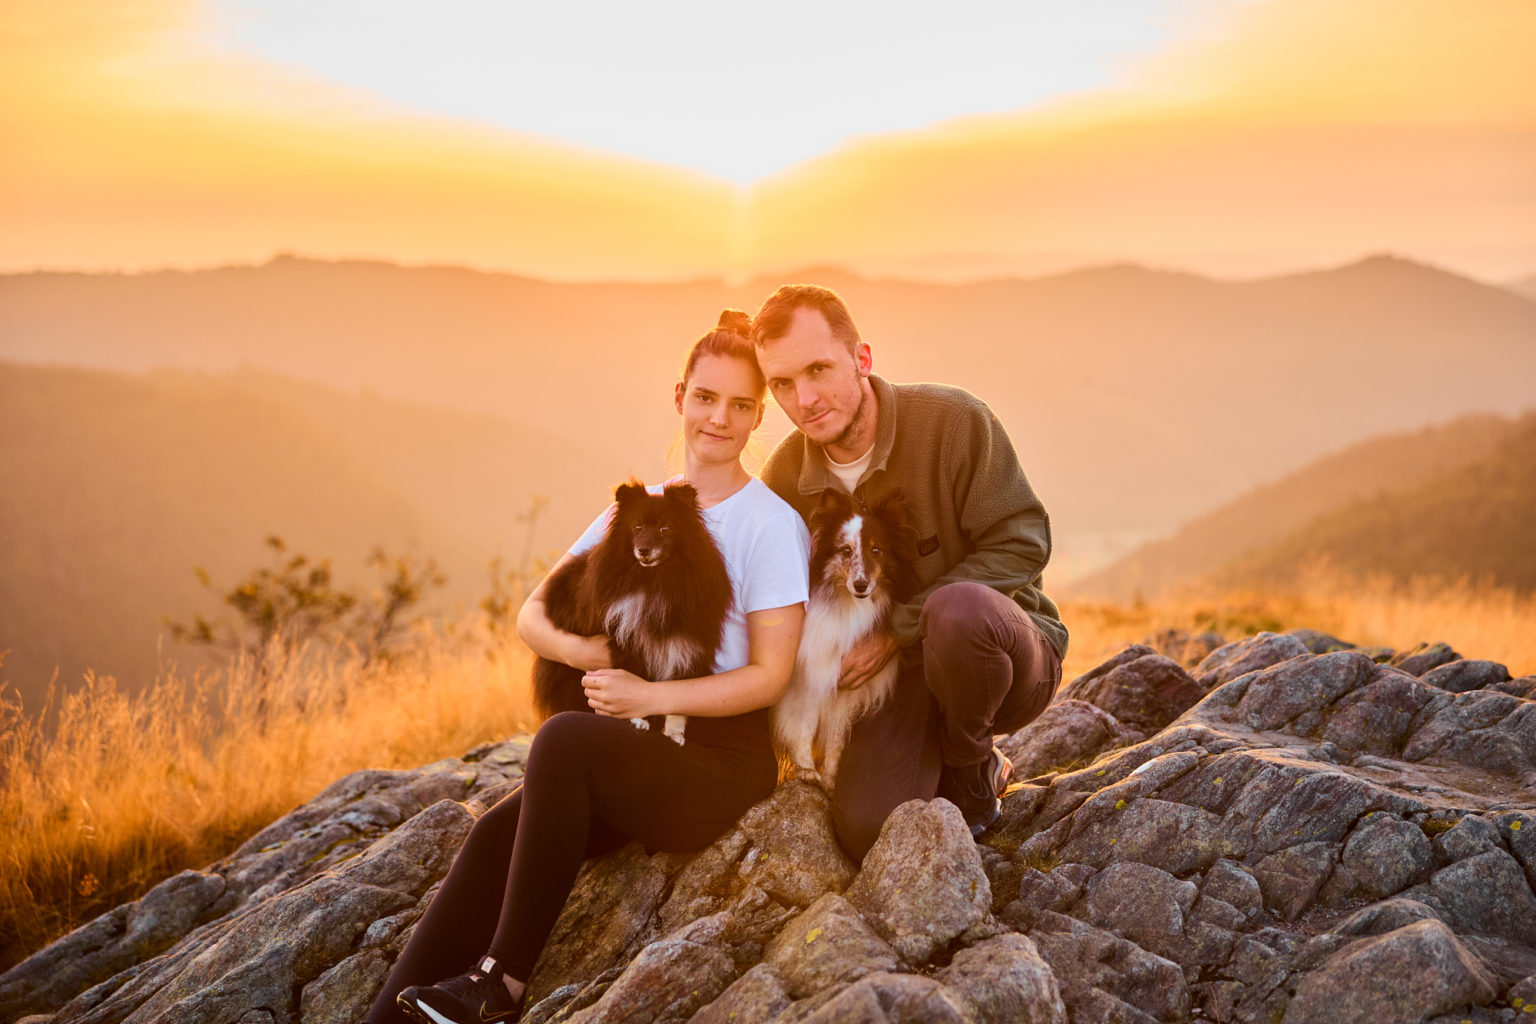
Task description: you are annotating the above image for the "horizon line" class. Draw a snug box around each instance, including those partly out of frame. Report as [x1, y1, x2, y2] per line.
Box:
[2, 249, 1527, 291]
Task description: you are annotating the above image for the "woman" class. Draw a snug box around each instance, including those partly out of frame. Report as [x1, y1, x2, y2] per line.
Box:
[366, 310, 810, 1024]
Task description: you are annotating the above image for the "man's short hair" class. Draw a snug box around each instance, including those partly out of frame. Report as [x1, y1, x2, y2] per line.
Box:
[751, 284, 861, 357]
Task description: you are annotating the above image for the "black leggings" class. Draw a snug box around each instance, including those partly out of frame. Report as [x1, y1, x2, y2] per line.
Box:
[363, 712, 777, 1024]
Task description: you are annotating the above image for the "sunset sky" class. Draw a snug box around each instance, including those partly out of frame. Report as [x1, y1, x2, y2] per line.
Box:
[3, 0, 1533, 281]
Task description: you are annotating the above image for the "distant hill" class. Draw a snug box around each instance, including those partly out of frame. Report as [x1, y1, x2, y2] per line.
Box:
[1217, 414, 1536, 591]
[4, 254, 1535, 582]
[1065, 412, 1532, 601]
[0, 363, 618, 710]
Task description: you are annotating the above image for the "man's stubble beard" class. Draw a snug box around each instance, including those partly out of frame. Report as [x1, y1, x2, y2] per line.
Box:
[826, 371, 873, 452]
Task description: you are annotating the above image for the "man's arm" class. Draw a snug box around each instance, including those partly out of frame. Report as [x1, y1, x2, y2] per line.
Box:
[888, 403, 1051, 644]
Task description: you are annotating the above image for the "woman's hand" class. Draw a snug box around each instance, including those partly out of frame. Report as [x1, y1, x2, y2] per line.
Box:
[582, 668, 658, 719]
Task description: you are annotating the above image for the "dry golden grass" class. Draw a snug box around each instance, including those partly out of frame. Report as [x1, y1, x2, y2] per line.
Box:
[1059, 565, 1536, 682]
[0, 623, 537, 971]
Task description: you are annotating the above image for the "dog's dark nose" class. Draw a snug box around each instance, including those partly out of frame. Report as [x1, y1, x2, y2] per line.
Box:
[851, 578, 871, 597]
[636, 546, 660, 564]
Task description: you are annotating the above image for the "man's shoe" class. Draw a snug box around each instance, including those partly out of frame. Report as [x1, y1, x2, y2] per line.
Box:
[396, 960, 523, 1024]
[937, 746, 1013, 837]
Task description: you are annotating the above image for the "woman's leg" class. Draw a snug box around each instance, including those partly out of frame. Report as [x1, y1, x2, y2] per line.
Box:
[363, 780, 627, 1024]
[485, 711, 774, 983]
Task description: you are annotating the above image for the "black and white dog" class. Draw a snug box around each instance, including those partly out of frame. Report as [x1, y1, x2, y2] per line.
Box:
[531, 480, 732, 744]
[773, 488, 919, 785]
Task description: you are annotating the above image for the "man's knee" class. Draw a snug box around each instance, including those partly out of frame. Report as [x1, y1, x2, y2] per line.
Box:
[918, 582, 997, 640]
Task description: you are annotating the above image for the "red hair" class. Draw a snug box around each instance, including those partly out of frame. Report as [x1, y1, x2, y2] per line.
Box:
[682, 309, 764, 397]
[751, 284, 861, 356]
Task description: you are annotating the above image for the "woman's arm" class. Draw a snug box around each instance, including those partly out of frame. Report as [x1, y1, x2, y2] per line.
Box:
[515, 552, 613, 672]
[581, 602, 805, 719]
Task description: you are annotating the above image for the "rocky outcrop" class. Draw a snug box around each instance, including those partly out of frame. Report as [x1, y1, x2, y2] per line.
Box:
[4, 629, 1533, 1024]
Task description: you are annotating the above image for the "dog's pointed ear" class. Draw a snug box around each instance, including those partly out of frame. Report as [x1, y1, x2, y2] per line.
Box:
[870, 489, 920, 559]
[664, 482, 700, 510]
[615, 478, 649, 505]
[809, 487, 854, 532]
[868, 489, 910, 526]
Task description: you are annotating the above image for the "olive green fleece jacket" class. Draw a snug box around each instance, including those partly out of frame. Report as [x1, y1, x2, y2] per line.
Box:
[761, 374, 1068, 659]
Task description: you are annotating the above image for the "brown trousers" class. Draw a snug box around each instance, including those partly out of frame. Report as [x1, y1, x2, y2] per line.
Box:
[830, 582, 1062, 861]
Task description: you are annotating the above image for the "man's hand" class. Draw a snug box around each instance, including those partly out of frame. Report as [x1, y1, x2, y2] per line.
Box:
[838, 632, 899, 690]
[582, 668, 657, 718]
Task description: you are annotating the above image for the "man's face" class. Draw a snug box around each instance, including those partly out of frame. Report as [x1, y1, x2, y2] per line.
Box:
[756, 307, 872, 449]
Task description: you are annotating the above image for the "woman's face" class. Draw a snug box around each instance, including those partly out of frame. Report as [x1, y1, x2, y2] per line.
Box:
[675, 353, 765, 464]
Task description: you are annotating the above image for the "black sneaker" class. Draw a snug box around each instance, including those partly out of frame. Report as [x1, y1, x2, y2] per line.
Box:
[937, 746, 1013, 837]
[396, 958, 523, 1024]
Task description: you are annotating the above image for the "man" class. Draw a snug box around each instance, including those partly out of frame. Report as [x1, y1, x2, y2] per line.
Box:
[753, 284, 1068, 861]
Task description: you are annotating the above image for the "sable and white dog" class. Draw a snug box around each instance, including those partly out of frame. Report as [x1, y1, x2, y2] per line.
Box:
[773, 489, 919, 787]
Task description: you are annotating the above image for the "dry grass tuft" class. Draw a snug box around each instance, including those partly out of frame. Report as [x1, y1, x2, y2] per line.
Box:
[0, 624, 536, 970]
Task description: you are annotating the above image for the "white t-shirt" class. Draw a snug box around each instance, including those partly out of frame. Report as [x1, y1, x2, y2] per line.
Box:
[825, 445, 874, 492]
[567, 477, 811, 673]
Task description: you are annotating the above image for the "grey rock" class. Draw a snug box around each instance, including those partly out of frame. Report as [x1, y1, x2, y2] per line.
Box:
[999, 699, 1137, 779]
[1252, 842, 1335, 921]
[1392, 642, 1462, 676]
[1078, 861, 1196, 963]
[793, 971, 973, 1024]
[528, 843, 683, 1006]
[1283, 919, 1497, 1024]
[843, 800, 991, 965]
[1434, 814, 1505, 862]
[1195, 632, 1311, 690]
[1286, 629, 1357, 655]
[1429, 849, 1536, 943]
[1227, 650, 1376, 733]
[564, 914, 738, 1024]
[1025, 909, 1190, 1023]
[1333, 897, 1444, 937]
[1059, 795, 1229, 875]
[299, 948, 391, 1024]
[1203, 858, 1263, 920]
[1058, 651, 1205, 732]
[1491, 676, 1536, 700]
[1493, 811, 1536, 889]
[1342, 812, 1433, 897]
[1402, 690, 1536, 787]
[13, 635, 1536, 1024]
[935, 933, 1066, 1024]
[0, 870, 227, 1021]
[763, 894, 899, 998]
[689, 964, 790, 1024]
[1422, 659, 1513, 693]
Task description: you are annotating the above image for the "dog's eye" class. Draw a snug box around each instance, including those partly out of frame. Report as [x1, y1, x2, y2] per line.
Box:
[659, 525, 670, 534]
[839, 545, 852, 557]
[633, 523, 643, 532]
[871, 545, 881, 555]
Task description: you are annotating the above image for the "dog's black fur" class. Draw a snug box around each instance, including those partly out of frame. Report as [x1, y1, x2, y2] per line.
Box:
[531, 480, 733, 736]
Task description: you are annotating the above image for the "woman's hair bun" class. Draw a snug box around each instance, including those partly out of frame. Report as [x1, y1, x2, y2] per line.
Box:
[716, 309, 752, 336]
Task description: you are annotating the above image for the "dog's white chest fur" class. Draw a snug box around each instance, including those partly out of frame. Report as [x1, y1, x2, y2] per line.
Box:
[773, 586, 898, 785]
[605, 593, 707, 681]
[605, 591, 701, 745]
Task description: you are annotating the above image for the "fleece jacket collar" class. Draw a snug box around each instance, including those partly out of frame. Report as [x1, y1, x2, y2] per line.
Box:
[794, 373, 898, 497]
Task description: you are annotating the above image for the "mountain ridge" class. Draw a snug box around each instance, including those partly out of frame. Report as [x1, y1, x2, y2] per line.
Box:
[1066, 412, 1536, 601]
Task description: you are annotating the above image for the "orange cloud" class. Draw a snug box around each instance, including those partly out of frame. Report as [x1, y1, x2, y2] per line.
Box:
[0, 1, 735, 278]
[2, 0, 1531, 280]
